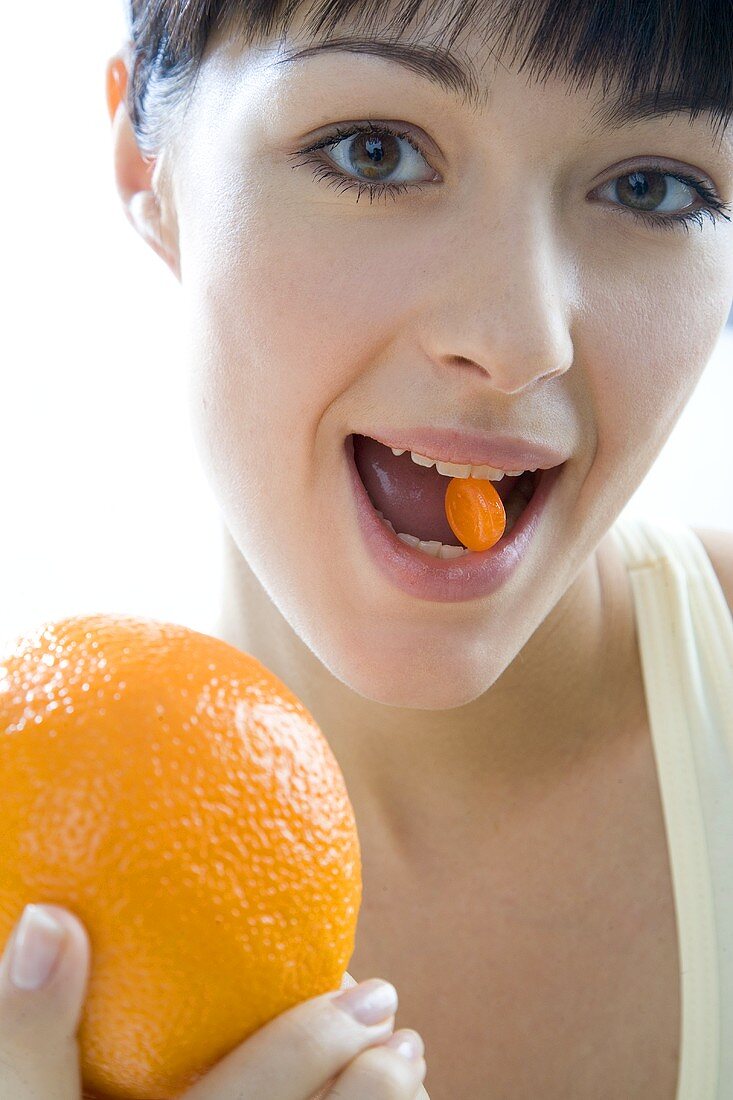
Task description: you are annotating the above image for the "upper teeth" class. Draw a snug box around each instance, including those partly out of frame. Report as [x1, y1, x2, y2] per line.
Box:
[390, 448, 534, 480]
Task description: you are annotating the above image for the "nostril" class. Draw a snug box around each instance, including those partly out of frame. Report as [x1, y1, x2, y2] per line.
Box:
[449, 356, 491, 381]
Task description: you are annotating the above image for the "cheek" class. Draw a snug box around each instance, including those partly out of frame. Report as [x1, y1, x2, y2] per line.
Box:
[180, 165, 413, 418]
[181, 192, 409, 549]
[575, 245, 730, 499]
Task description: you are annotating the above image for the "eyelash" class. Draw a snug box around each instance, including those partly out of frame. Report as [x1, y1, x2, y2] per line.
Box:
[289, 121, 733, 233]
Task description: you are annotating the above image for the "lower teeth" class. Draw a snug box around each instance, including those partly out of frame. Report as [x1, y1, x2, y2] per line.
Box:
[375, 484, 533, 559]
[374, 511, 468, 557]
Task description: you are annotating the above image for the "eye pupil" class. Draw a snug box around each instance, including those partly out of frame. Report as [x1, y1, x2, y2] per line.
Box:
[618, 170, 666, 211]
[364, 138, 385, 163]
[349, 132, 400, 179]
[629, 171, 649, 196]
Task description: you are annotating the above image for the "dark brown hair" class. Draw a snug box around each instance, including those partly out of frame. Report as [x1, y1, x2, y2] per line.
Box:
[124, 0, 733, 162]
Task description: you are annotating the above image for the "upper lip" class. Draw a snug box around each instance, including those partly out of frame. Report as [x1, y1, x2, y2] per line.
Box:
[355, 428, 570, 472]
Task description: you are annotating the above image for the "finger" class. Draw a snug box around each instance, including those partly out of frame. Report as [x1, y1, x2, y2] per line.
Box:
[308, 973, 359, 1100]
[0, 904, 91, 1100]
[181, 976, 398, 1100]
[324, 1028, 427, 1100]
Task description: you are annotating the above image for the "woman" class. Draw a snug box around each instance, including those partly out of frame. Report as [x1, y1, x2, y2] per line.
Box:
[2, 1, 732, 1097]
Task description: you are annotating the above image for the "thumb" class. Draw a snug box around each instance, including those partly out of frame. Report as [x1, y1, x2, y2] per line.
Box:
[308, 971, 364, 1100]
[0, 904, 91, 1099]
[305, 972, 358, 1100]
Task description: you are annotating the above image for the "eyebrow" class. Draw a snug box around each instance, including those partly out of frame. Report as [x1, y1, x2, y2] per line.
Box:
[274, 34, 722, 134]
[274, 35, 484, 109]
[590, 88, 724, 134]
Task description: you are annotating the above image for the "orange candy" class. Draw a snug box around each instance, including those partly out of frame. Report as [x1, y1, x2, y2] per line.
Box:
[444, 476, 507, 551]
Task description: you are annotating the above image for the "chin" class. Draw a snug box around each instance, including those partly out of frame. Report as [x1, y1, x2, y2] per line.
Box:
[314, 631, 511, 711]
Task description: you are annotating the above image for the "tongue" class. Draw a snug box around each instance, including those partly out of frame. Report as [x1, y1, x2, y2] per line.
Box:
[352, 434, 519, 545]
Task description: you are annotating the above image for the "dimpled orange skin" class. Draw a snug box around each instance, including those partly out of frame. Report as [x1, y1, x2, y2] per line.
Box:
[444, 476, 507, 551]
[0, 614, 361, 1100]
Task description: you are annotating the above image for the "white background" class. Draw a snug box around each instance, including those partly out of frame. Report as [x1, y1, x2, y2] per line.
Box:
[1, 2, 732, 649]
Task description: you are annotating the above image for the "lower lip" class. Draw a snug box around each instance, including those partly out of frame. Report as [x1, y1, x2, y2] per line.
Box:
[345, 435, 563, 602]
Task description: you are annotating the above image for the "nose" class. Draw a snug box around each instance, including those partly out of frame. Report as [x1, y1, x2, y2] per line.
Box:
[426, 209, 576, 395]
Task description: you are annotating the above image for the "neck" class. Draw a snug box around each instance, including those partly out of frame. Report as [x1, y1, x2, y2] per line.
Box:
[213, 525, 638, 852]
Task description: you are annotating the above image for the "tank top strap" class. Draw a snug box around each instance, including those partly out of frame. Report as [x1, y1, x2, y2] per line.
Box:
[610, 515, 733, 761]
[610, 513, 733, 1099]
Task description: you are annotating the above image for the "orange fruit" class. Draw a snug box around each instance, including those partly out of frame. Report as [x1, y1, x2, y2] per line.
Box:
[0, 614, 361, 1099]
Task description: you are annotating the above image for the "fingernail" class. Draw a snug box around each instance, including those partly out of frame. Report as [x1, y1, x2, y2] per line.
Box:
[332, 978, 398, 1024]
[384, 1028, 425, 1062]
[9, 905, 66, 991]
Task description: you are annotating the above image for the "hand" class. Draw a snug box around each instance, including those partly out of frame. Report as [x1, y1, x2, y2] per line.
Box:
[0, 903, 91, 1100]
[0, 904, 430, 1099]
[180, 969, 430, 1099]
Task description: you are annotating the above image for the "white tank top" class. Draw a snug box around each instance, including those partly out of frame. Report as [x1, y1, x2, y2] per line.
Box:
[610, 515, 733, 1100]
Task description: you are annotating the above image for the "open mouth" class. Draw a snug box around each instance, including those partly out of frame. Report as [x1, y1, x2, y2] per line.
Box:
[351, 433, 540, 559]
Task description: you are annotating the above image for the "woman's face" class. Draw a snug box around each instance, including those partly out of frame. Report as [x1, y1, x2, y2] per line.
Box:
[157, 12, 733, 709]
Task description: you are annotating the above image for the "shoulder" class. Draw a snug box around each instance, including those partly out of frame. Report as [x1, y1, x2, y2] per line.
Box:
[692, 526, 733, 614]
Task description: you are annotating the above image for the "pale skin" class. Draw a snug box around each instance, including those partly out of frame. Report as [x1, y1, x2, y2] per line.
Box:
[5, 6, 730, 1098]
[114, 0, 733, 1086]
[114, 13, 733, 824]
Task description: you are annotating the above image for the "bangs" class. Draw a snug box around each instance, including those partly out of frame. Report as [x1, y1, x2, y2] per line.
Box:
[127, 0, 733, 154]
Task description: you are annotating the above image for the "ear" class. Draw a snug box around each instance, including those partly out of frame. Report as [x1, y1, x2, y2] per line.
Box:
[106, 48, 181, 282]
